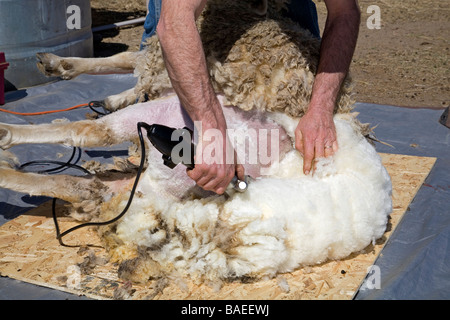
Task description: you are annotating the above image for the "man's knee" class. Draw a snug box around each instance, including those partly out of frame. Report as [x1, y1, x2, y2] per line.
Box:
[283, 0, 321, 38]
[141, 0, 162, 49]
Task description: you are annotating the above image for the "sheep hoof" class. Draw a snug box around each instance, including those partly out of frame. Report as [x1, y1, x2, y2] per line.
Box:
[36, 52, 78, 80]
[0, 127, 12, 150]
[103, 94, 133, 112]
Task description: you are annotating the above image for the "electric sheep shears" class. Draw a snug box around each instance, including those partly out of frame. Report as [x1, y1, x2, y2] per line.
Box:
[140, 123, 249, 193]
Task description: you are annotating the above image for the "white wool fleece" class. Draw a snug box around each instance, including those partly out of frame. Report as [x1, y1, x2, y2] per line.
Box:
[112, 114, 392, 281]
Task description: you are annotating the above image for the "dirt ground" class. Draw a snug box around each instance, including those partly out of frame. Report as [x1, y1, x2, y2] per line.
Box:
[90, 0, 449, 109]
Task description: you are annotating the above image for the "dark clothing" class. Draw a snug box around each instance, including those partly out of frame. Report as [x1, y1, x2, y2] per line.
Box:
[140, 0, 320, 49]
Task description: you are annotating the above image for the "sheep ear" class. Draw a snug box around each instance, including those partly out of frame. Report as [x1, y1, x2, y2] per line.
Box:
[249, 0, 268, 16]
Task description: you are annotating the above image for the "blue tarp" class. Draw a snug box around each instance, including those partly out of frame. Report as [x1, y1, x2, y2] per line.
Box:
[0, 74, 449, 300]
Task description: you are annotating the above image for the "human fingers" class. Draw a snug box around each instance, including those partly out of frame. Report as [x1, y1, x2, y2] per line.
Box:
[235, 163, 246, 181]
[294, 129, 304, 156]
[202, 166, 234, 194]
[294, 124, 314, 175]
[324, 140, 338, 158]
[302, 138, 315, 175]
[187, 162, 216, 186]
[315, 138, 325, 159]
[187, 163, 234, 194]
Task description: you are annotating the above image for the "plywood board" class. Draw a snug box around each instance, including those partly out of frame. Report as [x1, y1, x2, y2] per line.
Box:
[0, 153, 437, 300]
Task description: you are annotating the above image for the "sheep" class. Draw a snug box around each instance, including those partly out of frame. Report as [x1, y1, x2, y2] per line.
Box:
[0, 93, 392, 285]
[0, 0, 392, 287]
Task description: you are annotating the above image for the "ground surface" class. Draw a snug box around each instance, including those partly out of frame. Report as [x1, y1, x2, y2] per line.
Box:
[90, 0, 449, 109]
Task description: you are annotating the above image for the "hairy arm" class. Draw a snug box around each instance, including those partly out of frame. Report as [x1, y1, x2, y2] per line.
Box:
[157, 0, 244, 194]
[295, 0, 360, 174]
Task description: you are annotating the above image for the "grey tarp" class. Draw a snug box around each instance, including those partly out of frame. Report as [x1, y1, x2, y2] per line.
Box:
[0, 74, 449, 299]
[353, 103, 450, 300]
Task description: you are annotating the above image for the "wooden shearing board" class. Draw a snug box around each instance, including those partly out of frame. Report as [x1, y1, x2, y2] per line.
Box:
[0, 153, 437, 300]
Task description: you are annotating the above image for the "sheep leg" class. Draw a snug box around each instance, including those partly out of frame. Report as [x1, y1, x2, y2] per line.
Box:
[0, 167, 102, 204]
[0, 94, 196, 151]
[36, 51, 141, 80]
[0, 120, 125, 150]
[0, 167, 110, 219]
[103, 88, 139, 112]
[0, 116, 138, 218]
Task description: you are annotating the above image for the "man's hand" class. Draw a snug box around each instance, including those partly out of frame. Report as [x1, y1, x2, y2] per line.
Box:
[157, 0, 245, 194]
[295, 106, 337, 175]
[295, 0, 360, 175]
[187, 127, 245, 194]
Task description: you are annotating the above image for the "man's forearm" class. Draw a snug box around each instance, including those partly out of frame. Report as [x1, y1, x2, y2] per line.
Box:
[157, 1, 226, 132]
[156, 1, 243, 194]
[295, 2, 360, 174]
[309, 5, 360, 114]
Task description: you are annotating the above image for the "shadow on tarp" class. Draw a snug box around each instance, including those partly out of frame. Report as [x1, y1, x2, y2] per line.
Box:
[0, 195, 50, 221]
[84, 149, 129, 158]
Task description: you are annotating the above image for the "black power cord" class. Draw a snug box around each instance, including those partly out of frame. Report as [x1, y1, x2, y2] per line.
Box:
[19, 147, 90, 175]
[51, 122, 149, 246]
[88, 101, 109, 116]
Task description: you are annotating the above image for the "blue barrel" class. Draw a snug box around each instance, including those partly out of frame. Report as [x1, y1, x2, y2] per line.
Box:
[0, 0, 93, 89]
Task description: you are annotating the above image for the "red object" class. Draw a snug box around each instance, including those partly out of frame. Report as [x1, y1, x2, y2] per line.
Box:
[0, 52, 9, 105]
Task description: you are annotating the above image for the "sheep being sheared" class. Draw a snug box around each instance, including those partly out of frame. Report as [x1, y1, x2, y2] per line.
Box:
[0, 94, 392, 285]
[99, 106, 391, 284]
[0, 0, 392, 286]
